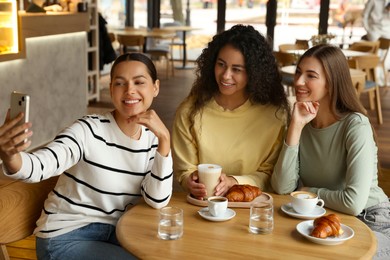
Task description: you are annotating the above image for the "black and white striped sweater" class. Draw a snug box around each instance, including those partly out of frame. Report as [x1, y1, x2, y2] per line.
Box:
[4, 112, 173, 238]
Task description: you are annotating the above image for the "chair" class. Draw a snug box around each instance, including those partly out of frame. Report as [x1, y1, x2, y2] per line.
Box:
[162, 21, 185, 61]
[273, 51, 296, 96]
[378, 38, 390, 91]
[273, 51, 297, 67]
[0, 175, 58, 259]
[116, 34, 145, 54]
[145, 28, 175, 79]
[278, 43, 306, 53]
[295, 39, 309, 50]
[348, 40, 380, 54]
[108, 32, 116, 43]
[348, 55, 383, 124]
[349, 70, 366, 99]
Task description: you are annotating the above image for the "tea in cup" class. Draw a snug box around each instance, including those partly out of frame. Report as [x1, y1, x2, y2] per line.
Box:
[290, 191, 324, 215]
[198, 164, 222, 198]
[207, 196, 228, 217]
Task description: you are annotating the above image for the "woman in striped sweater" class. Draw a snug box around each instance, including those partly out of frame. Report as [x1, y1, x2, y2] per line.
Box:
[0, 53, 173, 259]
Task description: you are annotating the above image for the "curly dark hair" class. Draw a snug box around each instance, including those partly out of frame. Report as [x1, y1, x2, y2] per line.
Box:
[184, 24, 289, 128]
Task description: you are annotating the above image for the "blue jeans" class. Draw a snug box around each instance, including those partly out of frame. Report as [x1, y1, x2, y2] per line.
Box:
[36, 223, 137, 260]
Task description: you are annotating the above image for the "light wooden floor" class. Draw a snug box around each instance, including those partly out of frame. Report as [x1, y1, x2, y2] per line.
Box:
[4, 64, 390, 259]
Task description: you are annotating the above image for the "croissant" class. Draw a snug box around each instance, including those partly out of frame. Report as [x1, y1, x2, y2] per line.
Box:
[225, 185, 262, 202]
[311, 214, 343, 238]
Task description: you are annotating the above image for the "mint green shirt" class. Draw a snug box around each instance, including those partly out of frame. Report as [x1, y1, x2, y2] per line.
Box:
[272, 113, 388, 216]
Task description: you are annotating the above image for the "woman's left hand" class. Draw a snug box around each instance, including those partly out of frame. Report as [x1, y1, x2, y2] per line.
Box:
[214, 173, 238, 196]
[130, 109, 170, 156]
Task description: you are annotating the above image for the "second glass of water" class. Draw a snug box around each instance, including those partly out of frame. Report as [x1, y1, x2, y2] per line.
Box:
[249, 201, 273, 234]
[158, 206, 183, 240]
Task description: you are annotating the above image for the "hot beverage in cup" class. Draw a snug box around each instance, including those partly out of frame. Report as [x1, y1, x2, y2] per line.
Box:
[207, 196, 228, 217]
[197, 164, 222, 198]
[290, 191, 324, 215]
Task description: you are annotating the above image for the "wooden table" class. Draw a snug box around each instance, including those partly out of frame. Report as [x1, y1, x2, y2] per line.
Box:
[116, 192, 376, 259]
[111, 27, 176, 39]
[341, 49, 373, 58]
[284, 49, 373, 59]
[110, 28, 176, 53]
[158, 26, 200, 69]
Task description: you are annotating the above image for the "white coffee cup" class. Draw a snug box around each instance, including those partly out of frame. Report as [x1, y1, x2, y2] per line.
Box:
[290, 191, 325, 215]
[207, 196, 228, 217]
[197, 164, 222, 198]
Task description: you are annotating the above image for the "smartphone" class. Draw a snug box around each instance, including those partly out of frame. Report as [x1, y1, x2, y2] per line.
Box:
[10, 92, 30, 143]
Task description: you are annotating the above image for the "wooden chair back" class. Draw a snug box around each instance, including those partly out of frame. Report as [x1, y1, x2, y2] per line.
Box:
[348, 55, 383, 124]
[278, 43, 305, 52]
[108, 32, 116, 43]
[145, 28, 175, 79]
[378, 38, 390, 91]
[0, 174, 58, 258]
[348, 40, 380, 54]
[347, 59, 366, 97]
[378, 37, 390, 52]
[273, 51, 296, 67]
[273, 51, 296, 96]
[295, 39, 309, 49]
[116, 34, 145, 54]
[349, 55, 380, 82]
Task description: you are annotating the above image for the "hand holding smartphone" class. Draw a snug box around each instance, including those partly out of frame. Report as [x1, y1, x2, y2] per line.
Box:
[10, 91, 30, 142]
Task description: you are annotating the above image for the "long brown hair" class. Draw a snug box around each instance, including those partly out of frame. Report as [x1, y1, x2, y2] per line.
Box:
[297, 44, 366, 118]
[298, 44, 382, 172]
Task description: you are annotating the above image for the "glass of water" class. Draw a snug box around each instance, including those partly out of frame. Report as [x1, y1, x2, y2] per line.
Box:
[158, 206, 183, 240]
[249, 201, 273, 234]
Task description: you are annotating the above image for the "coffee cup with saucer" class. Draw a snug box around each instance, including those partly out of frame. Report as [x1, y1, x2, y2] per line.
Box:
[198, 196, 236, 222]
[281, 191, 326, 219]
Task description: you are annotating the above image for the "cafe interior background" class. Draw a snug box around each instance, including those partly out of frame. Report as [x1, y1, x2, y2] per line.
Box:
[0, 0, 372, 149]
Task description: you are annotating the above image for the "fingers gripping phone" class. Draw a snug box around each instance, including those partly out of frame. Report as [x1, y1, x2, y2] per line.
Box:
[10, 91, 30, 142]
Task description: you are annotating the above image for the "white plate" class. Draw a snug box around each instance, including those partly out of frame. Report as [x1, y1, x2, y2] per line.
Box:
[296, 220, 354, 245]
[198, 208, 236, 222]
[281, 203, 326, 219]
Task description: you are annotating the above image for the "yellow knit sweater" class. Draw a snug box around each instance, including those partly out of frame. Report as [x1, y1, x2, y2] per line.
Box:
[172, 98, 286, 192]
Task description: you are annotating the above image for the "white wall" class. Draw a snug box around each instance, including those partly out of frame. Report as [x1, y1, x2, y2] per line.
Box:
[0, 32, 87, 149]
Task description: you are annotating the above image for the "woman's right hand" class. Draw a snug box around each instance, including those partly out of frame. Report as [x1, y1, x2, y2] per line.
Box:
[186, 171, 207, 200]
[0, 110, 32, 173]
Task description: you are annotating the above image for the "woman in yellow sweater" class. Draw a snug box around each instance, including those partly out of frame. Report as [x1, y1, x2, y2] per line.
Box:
[172, 25, 289, 199]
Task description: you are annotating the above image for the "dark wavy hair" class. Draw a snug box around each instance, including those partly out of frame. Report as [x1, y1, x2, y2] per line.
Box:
[110, 52, 158, 82]
[297, 44, 366, 118]
[183, 24, 289, 129]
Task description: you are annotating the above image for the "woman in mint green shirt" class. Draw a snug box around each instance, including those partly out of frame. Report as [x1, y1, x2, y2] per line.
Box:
[271, 44, 389, 259]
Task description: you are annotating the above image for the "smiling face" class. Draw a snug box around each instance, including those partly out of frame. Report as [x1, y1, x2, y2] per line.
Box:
[294, 57, 329, 103]
[214, 44, 248, 105]
[110, 60, 159, 122]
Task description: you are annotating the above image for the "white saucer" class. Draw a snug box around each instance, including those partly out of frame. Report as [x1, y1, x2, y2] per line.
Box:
[296, 220, 354, 245]
[281, 203, 326, 219]
[198, 208, 236, 222]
